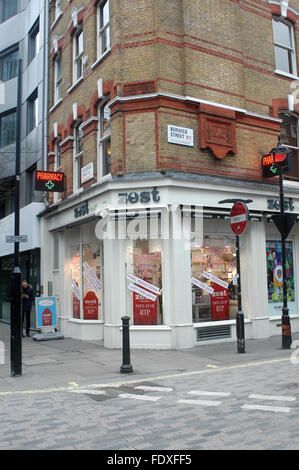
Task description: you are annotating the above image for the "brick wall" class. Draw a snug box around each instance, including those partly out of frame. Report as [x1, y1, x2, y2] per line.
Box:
[48, 0, 299, 201]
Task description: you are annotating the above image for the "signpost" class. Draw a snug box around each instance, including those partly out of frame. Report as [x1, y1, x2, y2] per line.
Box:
[219, 198, 253, 353]
[6, 235, 28, 243]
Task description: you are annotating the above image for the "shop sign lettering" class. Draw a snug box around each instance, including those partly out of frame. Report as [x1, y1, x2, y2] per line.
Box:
[267, 198, 294, 211]
[118, 187, 160, 204]
[74, 201, 89, 218]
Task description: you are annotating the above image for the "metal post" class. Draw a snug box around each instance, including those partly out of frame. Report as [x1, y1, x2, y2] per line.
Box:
[236, 234, 245, 353]
[120, 316, 133, 373]
[10, 59, 22, 376]
[279, 165, 292, 349]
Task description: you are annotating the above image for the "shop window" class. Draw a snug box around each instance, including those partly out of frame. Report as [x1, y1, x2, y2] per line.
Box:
[28, 18, 40, 65]
[70, 244, 103, 320]
[0, 0, 18, 23]
[266, 240, 296, 316]
[98, 100, 111, 177]
[97, 0, 110, 59]
[191, 235, 237, 323]
[125, 239, 163, 325]
[0, 44, 18, 82]
[0, 109, 16, 147]
[272, 17, 297, 75]
[280, 113, 299, 178]
[25, 164, 36, 205]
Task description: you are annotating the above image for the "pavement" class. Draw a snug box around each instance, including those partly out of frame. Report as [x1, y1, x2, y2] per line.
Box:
[0, 321, 297, 393]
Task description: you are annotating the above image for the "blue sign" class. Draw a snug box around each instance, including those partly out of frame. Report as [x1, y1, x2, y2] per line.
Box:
[35, 297, 57, 328]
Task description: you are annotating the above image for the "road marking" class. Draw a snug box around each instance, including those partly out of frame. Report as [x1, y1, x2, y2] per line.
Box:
[241, 404, 291, 413]
[177, 399, 222, 407]
[0, 356, 291, 397]
[188, 391, 231, 397]
[118, 393, 161, 402]
[206, 364, 219, 369]
[134, 386, 173, 392]
[248, 394, 296, 402]
[69, 389, 106, 395]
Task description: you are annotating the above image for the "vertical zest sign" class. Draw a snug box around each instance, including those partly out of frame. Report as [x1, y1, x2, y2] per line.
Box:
[35, 171, 65, 192]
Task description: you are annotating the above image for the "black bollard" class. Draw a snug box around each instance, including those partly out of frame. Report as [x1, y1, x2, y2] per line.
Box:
[120, 316, 133, 373]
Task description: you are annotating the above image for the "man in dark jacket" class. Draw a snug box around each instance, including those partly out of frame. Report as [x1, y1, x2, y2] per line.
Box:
[22, 280, 34, 337]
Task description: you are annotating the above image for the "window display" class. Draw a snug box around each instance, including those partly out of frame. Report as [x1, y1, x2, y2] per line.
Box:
[191, 235, 237, 322]
[266, 240, 296, 316]
[70, 244, 102, 320]
[126, 239, 163, 325]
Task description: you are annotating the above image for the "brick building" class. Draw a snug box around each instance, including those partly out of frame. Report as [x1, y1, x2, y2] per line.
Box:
[40, 0, 299, 348]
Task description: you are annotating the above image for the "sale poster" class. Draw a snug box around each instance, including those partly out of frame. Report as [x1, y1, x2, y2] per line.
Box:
[133, 292, 157, 325]
[83, 291, 98, 320]
[210, 282, 229, 321]
[266, 240, 296, 315]
[35, 297, 57, 329]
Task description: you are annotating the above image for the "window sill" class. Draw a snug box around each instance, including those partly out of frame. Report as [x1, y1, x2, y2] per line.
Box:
[69, 318, 104, 324]
[274, 69, 299, 80]
[67, 76, 84, 94]
[91, 49, 111, 70]
[49, 99, 63, 113]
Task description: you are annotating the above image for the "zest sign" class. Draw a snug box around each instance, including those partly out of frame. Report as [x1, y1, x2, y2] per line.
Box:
[35, 171, 65, 192]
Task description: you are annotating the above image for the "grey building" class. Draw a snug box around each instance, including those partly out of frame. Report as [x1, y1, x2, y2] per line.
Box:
[0, 0, 48, 325]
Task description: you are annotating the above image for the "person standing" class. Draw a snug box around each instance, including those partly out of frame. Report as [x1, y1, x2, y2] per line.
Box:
[21, 280, 34, 337]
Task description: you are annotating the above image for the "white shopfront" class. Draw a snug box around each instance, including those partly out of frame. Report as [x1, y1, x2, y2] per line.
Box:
[39, 174, 299, 349]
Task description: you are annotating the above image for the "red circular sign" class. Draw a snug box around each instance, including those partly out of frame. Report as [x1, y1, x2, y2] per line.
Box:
[230, 202, 248, 235]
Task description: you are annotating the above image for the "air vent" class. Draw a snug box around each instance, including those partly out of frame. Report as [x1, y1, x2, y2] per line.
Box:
[196, 325, 231, 342]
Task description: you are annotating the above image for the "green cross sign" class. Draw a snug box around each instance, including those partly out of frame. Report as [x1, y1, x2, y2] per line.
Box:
[46, 180, 55, 190]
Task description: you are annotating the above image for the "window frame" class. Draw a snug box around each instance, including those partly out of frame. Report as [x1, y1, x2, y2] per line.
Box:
[0, 44, 18, 82]
[97, 99, 111, 179]
[27, 88, 38, 135]
[0, 108, 16, 148]
[28, 18, 40, 65]
[73, 28, 84, 84]
[272, 17, 297, 76]
[54, 52, 62, 104]
[97, 0, 110, 59]
[73, 121, 83, 191]
[1, 0, 18, 23]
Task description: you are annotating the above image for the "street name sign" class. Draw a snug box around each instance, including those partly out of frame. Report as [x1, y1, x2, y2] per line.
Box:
[6, 235, 28, 243]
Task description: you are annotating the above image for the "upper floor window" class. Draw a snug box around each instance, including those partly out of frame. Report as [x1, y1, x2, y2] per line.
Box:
[55, 0, 62, 19]
[25, 164, 36, 205]
[1, 0, 18, 23]
[0, 109, 16, 147]
[73, 121, 83, 191]
[98, 100, 111, 177]
[0, 45, 18, 82]
[272, 18, 297, 75]
[28, 18, 40, 64]
[97, 0, 110, 58]
[280, 113, 299, 178]
[27, 88, 38, 134]
[54, 53, 62, 103]
[73, 29, 83, 83]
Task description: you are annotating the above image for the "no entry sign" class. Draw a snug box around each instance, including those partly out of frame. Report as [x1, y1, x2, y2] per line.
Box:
[230, 201, 248, 235]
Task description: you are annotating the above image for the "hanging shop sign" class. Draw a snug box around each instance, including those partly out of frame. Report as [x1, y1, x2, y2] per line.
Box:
[83, 291, 98, 320]
[35, 297, 57, 329]
[202, 271, 229, 289]
[210, 283, 229, 321]
[261, 152, 289, 178]
[191, 277, 214, 295]
[35, 171, 65, 192]
[168, 125, 194, 147]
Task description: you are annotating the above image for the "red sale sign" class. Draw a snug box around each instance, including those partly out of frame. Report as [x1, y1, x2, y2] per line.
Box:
[210, 282, 229, 321]
[133, 292, 157, 325]
[83, 291, 98, 320]
[42, 308, 52, 326]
